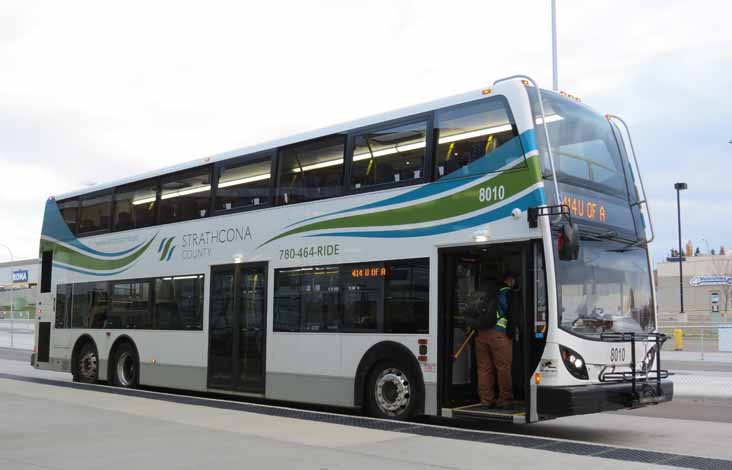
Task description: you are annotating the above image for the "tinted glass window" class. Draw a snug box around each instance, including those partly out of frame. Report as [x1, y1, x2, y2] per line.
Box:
[55, 284, 72, 329]
[109, 280, 152, 329]
[159, 168, 211, 224]
[78, 194, 112, 234]
[71, 282, 108, 328]
[555, 239, 654, 338]
[62, 276, 204, 331]
[113, 181, 158, 231]
[384, 259, 429, 333]
[435, 99, 519, 179]
[277, 135, 345, 204]
[342, 268, 380, 331]
[273, 258, 428, 333]
[529, 90, 628, 195]
[350, 121, 426, 190]
[273, 268, 303, 331]
[301, 267, 341, 332]
[57, 199, 79, 235]
[154, 275, 204, 330]
[40, 250, 52, 293]
[216, 156, 272, 211]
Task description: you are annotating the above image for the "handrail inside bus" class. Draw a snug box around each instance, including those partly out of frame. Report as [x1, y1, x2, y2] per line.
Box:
[493, 75, 562, 216]
[605, 114, 655, 245]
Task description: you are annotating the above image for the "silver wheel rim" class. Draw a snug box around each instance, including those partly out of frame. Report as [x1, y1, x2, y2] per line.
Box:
[79, 350, 97, 382]
[116, 351, 135, 387]
[374, 367, 411, 416]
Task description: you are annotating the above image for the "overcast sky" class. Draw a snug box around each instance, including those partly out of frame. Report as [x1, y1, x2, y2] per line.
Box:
[1, 0, 730, 263]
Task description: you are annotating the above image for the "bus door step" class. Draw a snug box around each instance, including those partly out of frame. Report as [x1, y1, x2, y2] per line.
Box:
[449, 403, 526, 424]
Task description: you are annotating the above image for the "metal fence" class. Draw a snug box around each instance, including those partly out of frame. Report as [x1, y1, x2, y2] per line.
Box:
[658, 322, 732, 360]
[0, 317, 34, 350]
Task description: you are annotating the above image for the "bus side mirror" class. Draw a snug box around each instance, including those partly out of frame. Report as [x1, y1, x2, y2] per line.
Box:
[558, 222, 580, 261]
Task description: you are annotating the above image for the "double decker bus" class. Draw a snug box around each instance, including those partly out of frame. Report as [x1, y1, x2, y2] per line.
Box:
[32, 75, 671, 423]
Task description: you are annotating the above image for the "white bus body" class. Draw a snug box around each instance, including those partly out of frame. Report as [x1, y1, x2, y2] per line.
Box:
[32, 78, 671, 423]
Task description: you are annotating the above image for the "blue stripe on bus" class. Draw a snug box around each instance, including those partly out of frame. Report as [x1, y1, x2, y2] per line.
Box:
[304, 188, 544, 239]
[52, 263, 135, 277]
[42, 200, 146, 257]
[284, 131, 536, 229]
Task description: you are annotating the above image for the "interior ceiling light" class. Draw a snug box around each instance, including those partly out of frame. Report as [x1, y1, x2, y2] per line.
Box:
[132, 119, 555, 204]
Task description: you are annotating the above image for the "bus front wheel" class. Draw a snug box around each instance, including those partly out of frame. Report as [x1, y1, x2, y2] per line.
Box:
[365, 361, 419, 421]
[111, 342, 139, 388]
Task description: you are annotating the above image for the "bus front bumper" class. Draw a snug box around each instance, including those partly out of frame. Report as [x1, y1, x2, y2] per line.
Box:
[537, 380, 673, 418]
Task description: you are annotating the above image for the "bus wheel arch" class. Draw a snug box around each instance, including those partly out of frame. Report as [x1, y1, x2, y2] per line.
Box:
[71, 335, 99, 384]
[108, 336, 140, 388]
[354, 341, 424, 419]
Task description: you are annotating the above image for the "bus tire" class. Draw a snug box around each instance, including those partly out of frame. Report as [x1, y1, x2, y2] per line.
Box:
[111, 342, 139, 388]
[76, 341, 99, 384]
[365, 360, 420, 421]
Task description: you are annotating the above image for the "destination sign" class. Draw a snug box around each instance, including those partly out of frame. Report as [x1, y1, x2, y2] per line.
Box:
[562, 195, 606, 223]
[352, 266, 388, 278]
[557, 184, 636, 234]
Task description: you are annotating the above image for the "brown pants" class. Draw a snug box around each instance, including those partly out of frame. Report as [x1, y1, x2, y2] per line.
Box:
[476, 329, 513, 403]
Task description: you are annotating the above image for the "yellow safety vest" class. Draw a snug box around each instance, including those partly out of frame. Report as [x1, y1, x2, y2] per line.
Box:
[495, 286, 510, 330]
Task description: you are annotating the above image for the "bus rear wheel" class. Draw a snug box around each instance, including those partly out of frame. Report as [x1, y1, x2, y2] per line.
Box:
[111, 343, 139, 388]
[76, 342, 99, 384]
[365, 361, 419, 421]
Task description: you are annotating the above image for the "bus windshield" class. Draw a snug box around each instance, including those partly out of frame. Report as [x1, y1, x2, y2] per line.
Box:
[555, 239, 655, 338]
[531, 89, 628, 196]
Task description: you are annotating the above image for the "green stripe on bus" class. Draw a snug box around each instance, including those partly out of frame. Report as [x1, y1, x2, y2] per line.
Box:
[43, 235, 157, 271]
[264, 156, 539, 245]
[160, 237, 175, 261]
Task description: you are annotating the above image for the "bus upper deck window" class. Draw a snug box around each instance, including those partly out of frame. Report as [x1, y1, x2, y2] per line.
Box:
[57, 199, 80, 235]
[78, 193, 112, 235]
[277, 135, 345, 205]
[434, 98, 518, 179]
[350, 121, 427, 190]
[113, 181, 158, 231]
[159, 168, 212, 224]
[216, 156, 272, 211]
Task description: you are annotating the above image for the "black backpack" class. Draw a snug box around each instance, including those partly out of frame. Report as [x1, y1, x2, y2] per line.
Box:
[462, 291, 499, 330]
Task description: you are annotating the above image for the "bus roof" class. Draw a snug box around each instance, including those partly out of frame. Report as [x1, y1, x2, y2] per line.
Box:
[54, 85, 504, 200]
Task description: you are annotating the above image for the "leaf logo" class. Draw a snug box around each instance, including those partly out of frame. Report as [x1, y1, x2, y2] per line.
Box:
[158, 236, 177, 262]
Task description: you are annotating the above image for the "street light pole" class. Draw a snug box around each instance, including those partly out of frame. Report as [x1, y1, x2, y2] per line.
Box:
[551, 0, 558, 91]
[674, 183, 687, 314]
[0, 243, 14, 349]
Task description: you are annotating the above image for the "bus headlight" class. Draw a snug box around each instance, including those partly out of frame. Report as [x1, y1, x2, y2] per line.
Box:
[559, 345, 589, 380]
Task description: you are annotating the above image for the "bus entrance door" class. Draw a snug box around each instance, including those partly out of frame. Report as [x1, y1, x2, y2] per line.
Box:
[207, 263, 267, 394]
[439, 244, 531, 423]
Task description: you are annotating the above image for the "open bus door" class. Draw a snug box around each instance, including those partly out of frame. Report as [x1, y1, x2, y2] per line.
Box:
[438, 242, 546, 423]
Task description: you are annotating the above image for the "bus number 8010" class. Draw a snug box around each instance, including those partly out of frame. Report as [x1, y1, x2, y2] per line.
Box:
[478, 185, 506, 203]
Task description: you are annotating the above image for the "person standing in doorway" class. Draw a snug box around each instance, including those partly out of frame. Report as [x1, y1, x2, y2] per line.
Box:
[476, 272, 515, 407]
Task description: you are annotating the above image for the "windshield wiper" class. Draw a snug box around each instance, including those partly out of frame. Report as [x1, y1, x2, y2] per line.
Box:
[607, 238, 649, 252]
[581, 229, 618, 241]
[580, 229, 648, 251]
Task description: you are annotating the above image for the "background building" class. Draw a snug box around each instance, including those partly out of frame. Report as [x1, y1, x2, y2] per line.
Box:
[656, 249, 732, 322]
[0, 258, 39, 318]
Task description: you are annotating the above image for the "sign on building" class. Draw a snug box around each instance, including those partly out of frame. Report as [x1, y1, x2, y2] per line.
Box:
[12, 270, 29, 283]
[689, 275, 732, 287]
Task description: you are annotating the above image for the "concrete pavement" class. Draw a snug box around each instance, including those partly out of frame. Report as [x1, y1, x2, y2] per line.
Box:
[0, 374, 686, 470]
[1, 356, 732, 467]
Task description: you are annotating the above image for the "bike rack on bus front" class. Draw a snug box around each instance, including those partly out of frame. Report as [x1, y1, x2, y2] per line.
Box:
[598, 332, 670, 406]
